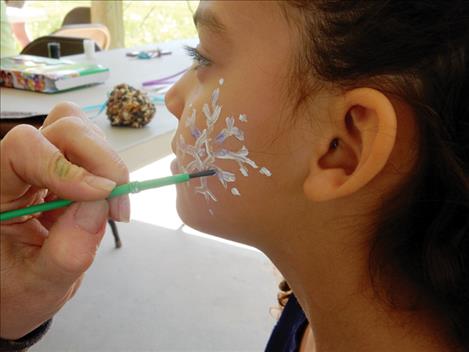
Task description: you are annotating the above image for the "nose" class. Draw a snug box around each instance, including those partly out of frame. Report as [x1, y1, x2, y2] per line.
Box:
[165, 70, 193, 120]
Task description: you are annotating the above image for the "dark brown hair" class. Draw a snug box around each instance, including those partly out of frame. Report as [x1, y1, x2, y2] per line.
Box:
[281, 0, 469, 349]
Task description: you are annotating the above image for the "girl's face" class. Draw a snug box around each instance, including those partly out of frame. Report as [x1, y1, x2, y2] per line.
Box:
[165, 1, 318, 246]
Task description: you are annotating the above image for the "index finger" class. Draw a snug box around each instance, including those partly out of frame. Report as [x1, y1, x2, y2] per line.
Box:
[0, 124, 116, 206]
[41, 101, 105, 139]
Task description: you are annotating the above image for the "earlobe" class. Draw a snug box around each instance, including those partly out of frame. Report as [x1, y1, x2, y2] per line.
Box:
[304, 88, 398, 202]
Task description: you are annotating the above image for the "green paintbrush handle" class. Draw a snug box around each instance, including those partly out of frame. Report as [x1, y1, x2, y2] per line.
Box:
[0, 173, 191, 222]
[109, 173, 189, 197]
[0, 199, 74, 221]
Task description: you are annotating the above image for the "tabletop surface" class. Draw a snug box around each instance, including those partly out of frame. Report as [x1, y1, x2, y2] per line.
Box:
[1, 39, 196, 170]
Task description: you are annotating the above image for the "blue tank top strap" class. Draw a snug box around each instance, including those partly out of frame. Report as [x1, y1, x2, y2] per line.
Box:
[265, 294, 308, 352]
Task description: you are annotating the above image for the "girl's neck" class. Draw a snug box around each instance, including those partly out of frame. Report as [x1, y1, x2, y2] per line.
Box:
[265, 223, 451, 352]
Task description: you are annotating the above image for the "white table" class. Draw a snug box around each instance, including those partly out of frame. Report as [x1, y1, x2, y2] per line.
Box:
[1, 39, 196, 171]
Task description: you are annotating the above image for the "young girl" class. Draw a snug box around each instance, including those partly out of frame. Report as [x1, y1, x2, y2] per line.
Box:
[164, 1, 469, 351]
[1, 1, 467, 351]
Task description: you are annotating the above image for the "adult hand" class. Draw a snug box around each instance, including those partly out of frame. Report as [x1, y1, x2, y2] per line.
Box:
[0, 102, 130, 340]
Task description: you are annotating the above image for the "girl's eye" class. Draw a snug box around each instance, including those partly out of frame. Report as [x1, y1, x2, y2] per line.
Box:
[184, 45, 212, 70]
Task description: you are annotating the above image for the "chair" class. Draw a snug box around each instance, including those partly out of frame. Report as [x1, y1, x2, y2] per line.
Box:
[62, 6, 91, 26]
[108, 219, 122, 248]
[52, 24, 111, 50]
[20, 35, 102, 57]
[56, 7, 111, 50]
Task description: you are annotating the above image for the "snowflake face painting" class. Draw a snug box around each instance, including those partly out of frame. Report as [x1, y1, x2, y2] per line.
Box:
[175, 78, 271, 209]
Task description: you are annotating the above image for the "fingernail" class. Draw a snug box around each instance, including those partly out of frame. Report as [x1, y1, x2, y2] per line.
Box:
[84, 175, 116, 192]
[74, 200, 108, 233]
[109, 196, 130, 222]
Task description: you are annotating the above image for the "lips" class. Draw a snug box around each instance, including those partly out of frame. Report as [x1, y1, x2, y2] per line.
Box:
[171, 137, 177, 155]
[170, 135, 179, 174]
[170, 158, 179, 174]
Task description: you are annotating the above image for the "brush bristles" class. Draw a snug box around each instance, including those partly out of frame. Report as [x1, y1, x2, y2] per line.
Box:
[188, 169, 217, 179]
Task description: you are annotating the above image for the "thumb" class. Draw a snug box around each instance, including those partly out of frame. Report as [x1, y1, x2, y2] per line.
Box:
[36, 200, 109, 288]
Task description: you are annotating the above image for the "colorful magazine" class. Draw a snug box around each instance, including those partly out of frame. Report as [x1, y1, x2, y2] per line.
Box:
[0, 55, 109, 93]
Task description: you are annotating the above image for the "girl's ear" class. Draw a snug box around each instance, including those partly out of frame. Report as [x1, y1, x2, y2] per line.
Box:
[304, 88, 397, 202]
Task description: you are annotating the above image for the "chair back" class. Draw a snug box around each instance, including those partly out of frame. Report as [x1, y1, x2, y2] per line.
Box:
[20, 36, 102, 57]
[62, 6, 91, 25]
[52, 24, 111, 50]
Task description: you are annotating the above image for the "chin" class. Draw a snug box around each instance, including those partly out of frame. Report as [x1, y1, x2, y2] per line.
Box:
[175, 190, 260, 247]
[176, 199, 230, 238]
[175, 187, 213, 232]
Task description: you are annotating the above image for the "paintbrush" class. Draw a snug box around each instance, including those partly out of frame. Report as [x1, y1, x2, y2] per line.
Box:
[0, 170, 216, 222]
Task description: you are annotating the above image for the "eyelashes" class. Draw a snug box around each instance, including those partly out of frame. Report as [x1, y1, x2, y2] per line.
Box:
[184, 45, 212, 70]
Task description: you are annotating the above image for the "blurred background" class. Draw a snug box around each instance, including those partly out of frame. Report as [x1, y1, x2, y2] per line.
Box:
[2, 0, 199, 55]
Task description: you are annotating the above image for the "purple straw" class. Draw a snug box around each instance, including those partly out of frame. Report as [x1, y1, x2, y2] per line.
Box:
[142, 68, 188, 87]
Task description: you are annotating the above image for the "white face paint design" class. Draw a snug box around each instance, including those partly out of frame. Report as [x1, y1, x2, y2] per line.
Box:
[259, 167, 272, 177]
[177, 78, 272, 206]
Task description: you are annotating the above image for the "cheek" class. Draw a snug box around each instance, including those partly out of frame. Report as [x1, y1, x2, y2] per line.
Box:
[173, 78, 273, 221]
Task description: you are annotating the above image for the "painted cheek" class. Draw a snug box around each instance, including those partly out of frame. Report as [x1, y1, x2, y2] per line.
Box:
[175, 78, 272, 213]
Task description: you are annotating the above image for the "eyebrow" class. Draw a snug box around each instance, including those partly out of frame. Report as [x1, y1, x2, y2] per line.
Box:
[193, 8, 226, 34]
